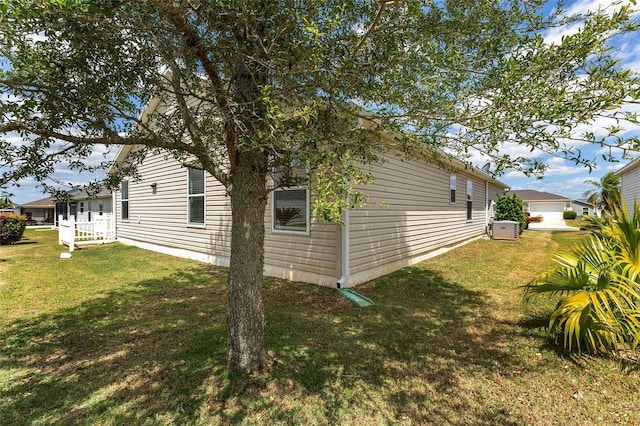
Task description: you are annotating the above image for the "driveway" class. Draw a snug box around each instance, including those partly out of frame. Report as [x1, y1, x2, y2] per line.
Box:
[528, 218, 580, 231]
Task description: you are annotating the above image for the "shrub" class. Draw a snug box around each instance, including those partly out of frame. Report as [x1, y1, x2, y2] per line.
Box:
[0, 213, 27, 245]
[495, 193, 526, 233]
[563, 210, 577, 220]
[524, 204, 640, 355]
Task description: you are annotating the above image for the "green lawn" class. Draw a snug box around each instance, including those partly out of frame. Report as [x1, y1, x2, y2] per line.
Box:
[1, 229, 638, 425]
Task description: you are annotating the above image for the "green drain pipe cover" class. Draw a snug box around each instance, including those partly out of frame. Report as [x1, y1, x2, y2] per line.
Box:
[339, 288, 374, 307]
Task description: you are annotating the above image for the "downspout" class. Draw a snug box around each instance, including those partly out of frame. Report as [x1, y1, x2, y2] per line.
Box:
[485, 180, 489, 232]
[112, 189, 117, 240]
[336, 206, 350, 289]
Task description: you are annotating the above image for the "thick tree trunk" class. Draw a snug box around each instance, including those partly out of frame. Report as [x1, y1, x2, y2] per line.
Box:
[226, 151, 269, 372]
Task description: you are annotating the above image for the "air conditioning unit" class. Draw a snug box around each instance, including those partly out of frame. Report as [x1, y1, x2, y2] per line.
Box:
[491, 220, 520, 241]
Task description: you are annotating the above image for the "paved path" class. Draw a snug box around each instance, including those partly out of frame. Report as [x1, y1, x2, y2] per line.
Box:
[527, 218, 580, 231]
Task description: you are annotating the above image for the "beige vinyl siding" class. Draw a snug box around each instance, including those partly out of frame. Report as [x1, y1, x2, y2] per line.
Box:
[349, 154, 491, 276]
[620, 164, 640, 217]
[115, 149, 232, 259]
[115, 148, 339, 284]
[265, 200, 339, 279]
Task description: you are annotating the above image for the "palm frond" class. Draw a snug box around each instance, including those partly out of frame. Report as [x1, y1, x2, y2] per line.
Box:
[524, 204, 640, 356]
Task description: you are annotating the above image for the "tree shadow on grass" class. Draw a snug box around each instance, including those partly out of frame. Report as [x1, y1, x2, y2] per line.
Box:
[254, 267, 532, 425]
[1, 264, 539, 425]
[0, 266, 229, 425]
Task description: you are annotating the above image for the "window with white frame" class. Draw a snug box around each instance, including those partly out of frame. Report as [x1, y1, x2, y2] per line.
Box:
[450, 174, 456, 204]
[99, 200, 104, 216]
[188, 168, 205, 225]
[466, 179, 473, 220]
[121, 181, 129, 220]
[273, 167, 308, 233]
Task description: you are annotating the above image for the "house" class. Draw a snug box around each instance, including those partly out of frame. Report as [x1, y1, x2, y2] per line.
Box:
[570, 199, 597, 217]
[20, 196, 55, 225]
[0, 203, 21, 215]
[615, 158, 640, 217]
[56, 186, 114, 223]
[510, 190, 573, 220]
[110, 140, 509, 287]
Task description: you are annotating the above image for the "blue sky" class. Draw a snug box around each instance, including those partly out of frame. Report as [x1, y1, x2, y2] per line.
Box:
[4, 0, 640, 204]
[495, 0, 640, 200]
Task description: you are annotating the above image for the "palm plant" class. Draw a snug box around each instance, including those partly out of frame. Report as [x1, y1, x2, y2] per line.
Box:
[523, 203, 640, 355]
[583, 171, 622, 214]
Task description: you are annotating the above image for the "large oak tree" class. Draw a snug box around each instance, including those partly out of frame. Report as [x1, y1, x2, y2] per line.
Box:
[1, 0, 638, 371]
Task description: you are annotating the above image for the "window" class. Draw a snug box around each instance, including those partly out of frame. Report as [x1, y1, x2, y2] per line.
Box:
[272, 167, 308, 233]
[79, 202, 84, 213]
[273, 189, 308, 233]
[121, 181, 129, 220]
[450, 174, 456, 204]
[99, 200, 104, 216]
[188, 168, 205, 225]
[582, 207, 589, 216]
[466, 180, 473, 220]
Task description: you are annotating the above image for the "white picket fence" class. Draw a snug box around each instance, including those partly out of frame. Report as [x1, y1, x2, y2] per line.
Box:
[58, 215, 114, 252]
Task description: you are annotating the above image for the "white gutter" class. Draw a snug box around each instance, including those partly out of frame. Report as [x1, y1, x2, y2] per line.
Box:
[336, 207, 350, 289]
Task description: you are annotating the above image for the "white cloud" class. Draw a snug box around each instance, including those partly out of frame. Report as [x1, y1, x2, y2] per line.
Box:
[25, 31, 47, 44]
[543, 1, 638, 46]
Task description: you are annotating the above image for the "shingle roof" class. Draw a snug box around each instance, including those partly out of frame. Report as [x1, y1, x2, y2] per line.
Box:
[20, 196, 55, 208]
[572, 199, 593, 207]
[68, 186, 112, 200]
[510, 190, 571, 202]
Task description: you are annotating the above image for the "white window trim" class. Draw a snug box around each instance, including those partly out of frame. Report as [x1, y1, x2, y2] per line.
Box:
[187, 168, 206, 228]
[466, 179, 473, 221]
[121, 180, 129, 221]
[271, 186, 310, 235]
[450, 174, 456, 204]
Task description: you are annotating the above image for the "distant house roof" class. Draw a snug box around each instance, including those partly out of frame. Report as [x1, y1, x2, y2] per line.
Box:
[68, 185, 112, 200]
[572, 199, 593, 207]
[20, 196, 55, 208]
[510, 189, 571, 202]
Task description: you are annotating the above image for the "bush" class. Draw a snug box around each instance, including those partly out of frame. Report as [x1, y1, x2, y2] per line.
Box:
[562, 210, 577, 220]
[0, 214, 27, 245]
[495, 194, 526, 233]
[524, 204, 640, 355]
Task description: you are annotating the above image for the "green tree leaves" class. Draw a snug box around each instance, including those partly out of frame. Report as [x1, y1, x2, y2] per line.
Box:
[1, 0, 639, 371]
[583, 171, 622, 213]
[495, 193, 527, 233]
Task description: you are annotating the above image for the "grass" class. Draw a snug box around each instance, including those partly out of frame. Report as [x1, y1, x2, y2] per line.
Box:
[1, 229, 639, 425]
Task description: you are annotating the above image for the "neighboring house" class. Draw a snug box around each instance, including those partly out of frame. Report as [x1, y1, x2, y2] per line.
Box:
[57, 186, 114, 223]
[510, 189, 572, 220]
[20, 196, 55, 225]
[615, 157, 640, 217]
[0, 203, 21, 215]
[111, 142, 509, 288]
[570, 199, 597, 217]
[21, 185, 115, 228]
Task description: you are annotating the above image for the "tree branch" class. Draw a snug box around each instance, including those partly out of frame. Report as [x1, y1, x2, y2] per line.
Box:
[152, 0, 238, 170]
